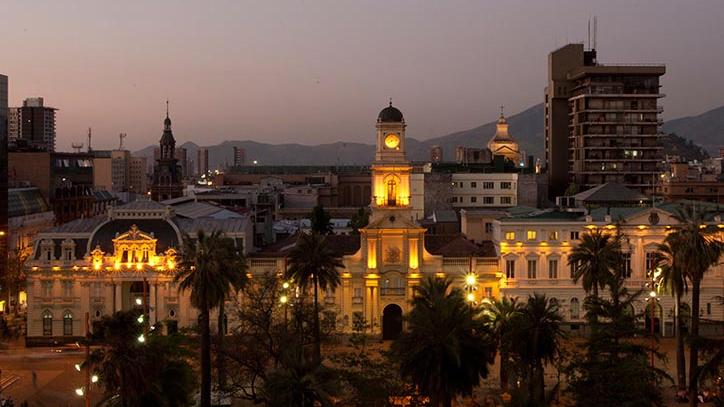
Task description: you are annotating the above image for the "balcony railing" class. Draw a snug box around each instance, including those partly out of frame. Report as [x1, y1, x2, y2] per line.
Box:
[380, 288, 406, 296]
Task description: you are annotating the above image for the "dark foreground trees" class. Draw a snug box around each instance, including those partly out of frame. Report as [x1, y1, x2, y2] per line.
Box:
[393, 276, 496, 407]
[88, 309, 196, 407]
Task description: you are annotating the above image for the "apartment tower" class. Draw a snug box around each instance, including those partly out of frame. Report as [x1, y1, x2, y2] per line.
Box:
[544, 44, 665, 197]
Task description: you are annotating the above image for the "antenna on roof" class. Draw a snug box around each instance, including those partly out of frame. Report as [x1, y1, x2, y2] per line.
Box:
[119, 133, 127, 150]
[587, 18, 591, 49]
[87, 127, 92, 152]
[593, 16, 598, 50]
[71, 142, 84, 153]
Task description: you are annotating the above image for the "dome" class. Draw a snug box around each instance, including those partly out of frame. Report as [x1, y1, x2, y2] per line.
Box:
[378, 103, 404, 123]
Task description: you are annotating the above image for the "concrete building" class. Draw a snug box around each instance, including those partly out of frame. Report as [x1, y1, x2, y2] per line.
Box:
[197, 147, 209, 176]
[1, 74, 8, 284]
[8, 97, 58, 152]
[233, 146, 246, 167]
[494, 203, 724, 336]
[430, 145, 443, 163]
[660, 161, 724, 204]
[544, 43, 665, 197]
[450, 173, 519, 208]
[94, 150, 148, 194]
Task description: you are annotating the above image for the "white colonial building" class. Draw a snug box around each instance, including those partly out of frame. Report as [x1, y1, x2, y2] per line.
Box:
[494, 204, 724, 336]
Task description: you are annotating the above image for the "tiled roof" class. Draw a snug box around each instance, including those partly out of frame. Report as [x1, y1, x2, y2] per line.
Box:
[424, 234, 496, 257]
[573, 183, 648, 203]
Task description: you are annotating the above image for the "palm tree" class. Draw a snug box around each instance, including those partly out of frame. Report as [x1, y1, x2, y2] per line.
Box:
[568, 229, 622, 299]
[393, 276, 495, 407]
[510, 294, 564, 405]
[175, 230, 248, 407]
[481, 296, 524, 391]
[669, 204, 723, 407]
[285, 232, 343, 365]
[655, 235, 688, 391]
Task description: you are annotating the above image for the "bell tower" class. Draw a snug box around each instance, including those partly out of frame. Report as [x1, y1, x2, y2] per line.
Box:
[370, 102, 413, 221]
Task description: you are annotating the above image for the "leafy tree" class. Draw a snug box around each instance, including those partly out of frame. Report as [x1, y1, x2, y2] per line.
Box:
[285, 232, 343, 365]
[669, 204, 723, 407]
[568, 229, 622, 299]
[175, 230, 248, 407]
[310, 205, 333, 234]
[392, 276, 495, 407]
[509, 294, 565, 405]
[3, 246, 31, 315]
[481, 296, 524, 391]
[87, 309, 196, 407]
[655, 234, 688, 390]
[349, 207, 370, 233]
[567, 268, 668, 406]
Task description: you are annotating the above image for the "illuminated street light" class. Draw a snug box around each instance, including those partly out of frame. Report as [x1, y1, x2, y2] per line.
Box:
[279, 295, 288, 304]
[91, 374, 99, 383]
[75, 388, 85, 396]
[137, 315, 144, 324]
[75, 363, 81, 372]
[135, 298, 143, 306]
[466, 292, 475, 303]
[649, 290, 657, 298]
[282, 282, 290, 289]
[137, 334, 146, 343]
[465, 273, 477, 287]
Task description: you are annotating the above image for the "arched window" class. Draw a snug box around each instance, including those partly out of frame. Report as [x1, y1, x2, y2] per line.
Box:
[570, 298, 580, 319]
[63, 311, 73, 336]
[386, 179, 397, 206]
[43, 310, 53, 336]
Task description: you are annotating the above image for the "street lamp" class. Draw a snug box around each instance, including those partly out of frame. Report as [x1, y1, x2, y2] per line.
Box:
[75, 388, 85, 397]
[137, 334, 146, 343]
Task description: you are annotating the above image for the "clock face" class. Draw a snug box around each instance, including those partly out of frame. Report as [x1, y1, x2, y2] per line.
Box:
[384, 133, 400, 149]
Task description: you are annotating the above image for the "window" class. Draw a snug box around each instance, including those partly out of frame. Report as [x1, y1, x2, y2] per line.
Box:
[42, 281, 53, 297]
[505, 231, 515, 240]
[549, 259, 558, 279]
[548, 231, 559, 241]
[527, 259, 537, 279]
[501, 196, 512, 205]
[62, 281, 73, 297]
[43, 311, 53, 336]
[63, 311, 73, 336]
[569, 261, 578, 279]
[485, 223, 493, 233]
[483, 197, 494, 204]
[505, 260, 515, 279]
[459, 182, 464, 188]
[570, 231, 580, 240]
[707, 303, 712, 315]
[527, 230, 537, 240]
[500, 182, 512, 189]
[571, 298, 580, 319]
[470, 196, 477, 203]
[622, 253, 632, 278]
[451, 197, 458, 203]
[484, 287, 493, 297]
[645, 252, 656, 277]
[483, 182, 494, 189]
[353, 287, 363, 304]
[471, 182, 477, 188]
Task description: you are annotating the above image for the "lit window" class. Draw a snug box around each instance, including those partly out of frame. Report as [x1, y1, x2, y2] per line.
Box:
[505, 232, 515, 240]
[622, 253, 632, 278]
[527, 230, 537, 240]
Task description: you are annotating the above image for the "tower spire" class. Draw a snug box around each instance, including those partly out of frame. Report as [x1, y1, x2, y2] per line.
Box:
[500, 105, 505, 118]
[166, 99, 169, 118]
[389, 97, 392, 107]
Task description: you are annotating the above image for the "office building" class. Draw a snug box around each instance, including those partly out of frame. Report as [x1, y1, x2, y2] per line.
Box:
[233, 146, 246, 167]
[9, 97, 58, 152]
[197, 147, 209, 175]
[1, 74, 8, 281]
[544, 43, 665, 197]
[430, 145, 443, 163]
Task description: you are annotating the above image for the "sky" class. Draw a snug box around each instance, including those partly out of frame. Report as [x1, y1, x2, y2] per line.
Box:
[4, 0, 724, 152]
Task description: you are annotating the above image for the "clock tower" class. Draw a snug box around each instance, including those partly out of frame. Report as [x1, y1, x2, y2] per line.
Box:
[370, 102, 413, 223]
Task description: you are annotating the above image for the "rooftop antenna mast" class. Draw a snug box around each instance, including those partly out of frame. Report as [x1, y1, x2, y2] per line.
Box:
[587, 18, 591, 49]
[87, 127, 92, 152]
[119, 133, 127, 150]
[593, 16, 598, 50]
[71, 142, 84, 153]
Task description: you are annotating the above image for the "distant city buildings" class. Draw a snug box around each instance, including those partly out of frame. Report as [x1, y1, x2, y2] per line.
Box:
[429, 145, 443, 163]
[487, 111, 521, 164]
[197, 147, 209, 175]
[9, 97, 58, 152]
[233, 146, 246, 167]
[93, 150, 148, 194]
[544, 44, 665, 197]
[1, 74, 8, 281]
[659, 160, 724, 204]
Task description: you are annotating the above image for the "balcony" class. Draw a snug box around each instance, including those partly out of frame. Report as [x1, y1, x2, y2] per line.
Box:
[380, 287, 406, 296]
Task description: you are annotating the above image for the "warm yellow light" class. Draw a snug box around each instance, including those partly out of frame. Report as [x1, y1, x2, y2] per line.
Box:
[282, 282, 290, 289]
[409, 238, 419, 270]
[75, 388, 84, 397]
[52, 266, 60, 271]
[135, 263, 143, 271]
[638, 225, 648, 230]
[148, 257, 157, 267]
[18, 291, 26, 304]
[125, 262, 132, 269]
[367, 240, 377, 269]
[435, 272, 446, 278]
[649, 291, 657, 298]
[32, 266, 39, 271]
[167, 261, 175, 270]
[279, 295, 288, 304]
[465, 273, 477, 287]
[75, 363, 81, 372]
[585, 225, 597, 230]
[93, 262, 101, 271]
[135, 298, 143, 306]
[73, 266, 79, 271]
[114, 262, 121, 271]
[0, 231, 5, 236]
[466, 292, 475, 302]
[91, 375, 99, 383]
[384, 133, 400, 149]
[137, 334, 145, 343]
[505, 232, 515, 240]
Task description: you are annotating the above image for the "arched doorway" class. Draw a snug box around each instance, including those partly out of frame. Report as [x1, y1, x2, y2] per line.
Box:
[382, 304, 403, 340]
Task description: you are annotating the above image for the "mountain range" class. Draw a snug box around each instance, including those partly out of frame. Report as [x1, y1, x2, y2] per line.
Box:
[135, 104, 723, 168]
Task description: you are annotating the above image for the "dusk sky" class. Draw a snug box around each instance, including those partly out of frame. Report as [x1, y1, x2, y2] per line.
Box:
[5, 0, 724, 152]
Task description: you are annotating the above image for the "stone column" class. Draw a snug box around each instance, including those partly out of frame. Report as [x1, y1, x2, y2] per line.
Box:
[150, 283, 157, 324]
[342, 278, 351, 330]
[114, 282, 122, 312]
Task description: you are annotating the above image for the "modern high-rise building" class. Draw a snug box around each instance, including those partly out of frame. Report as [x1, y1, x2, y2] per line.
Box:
[544, 44, 665, 197]
[197, 147, 209, 175]
[94, 150, 148, 194]
[8, 97, 57, 152]
[1, 74, 8, 277]
[233, 146, 245, 167]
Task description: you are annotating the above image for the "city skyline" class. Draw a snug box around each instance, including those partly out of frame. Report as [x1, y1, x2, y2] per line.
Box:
[5, 0, 724, 152]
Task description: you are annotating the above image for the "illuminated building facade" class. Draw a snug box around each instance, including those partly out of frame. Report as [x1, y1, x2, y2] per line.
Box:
[494, 203, 724, 336]
[24, 200, 251, 344]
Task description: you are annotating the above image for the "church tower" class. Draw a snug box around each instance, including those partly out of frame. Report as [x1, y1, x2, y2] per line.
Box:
[369, 102, 414, 223]
[487, 107, 521, 164]
[151, 103, 183, 201]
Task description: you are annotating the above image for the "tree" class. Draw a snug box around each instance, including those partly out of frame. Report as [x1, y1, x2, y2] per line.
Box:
[392, 276, 496, 407]
[655, 235, 688, 391]
[509, 294, 565, 405]
[310, 205, 333, 234]
[568, 229, 622, 299]
[349, 207, 370, 233]
[481, 296, 524, 391]
[669, 204, 723, 407]
[3, 246, 32, 315]
[87, 309, 196, 407]
[175, 230, 248, 407]
[567, 269, 667, 406]
[285, 232, 343, 365]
